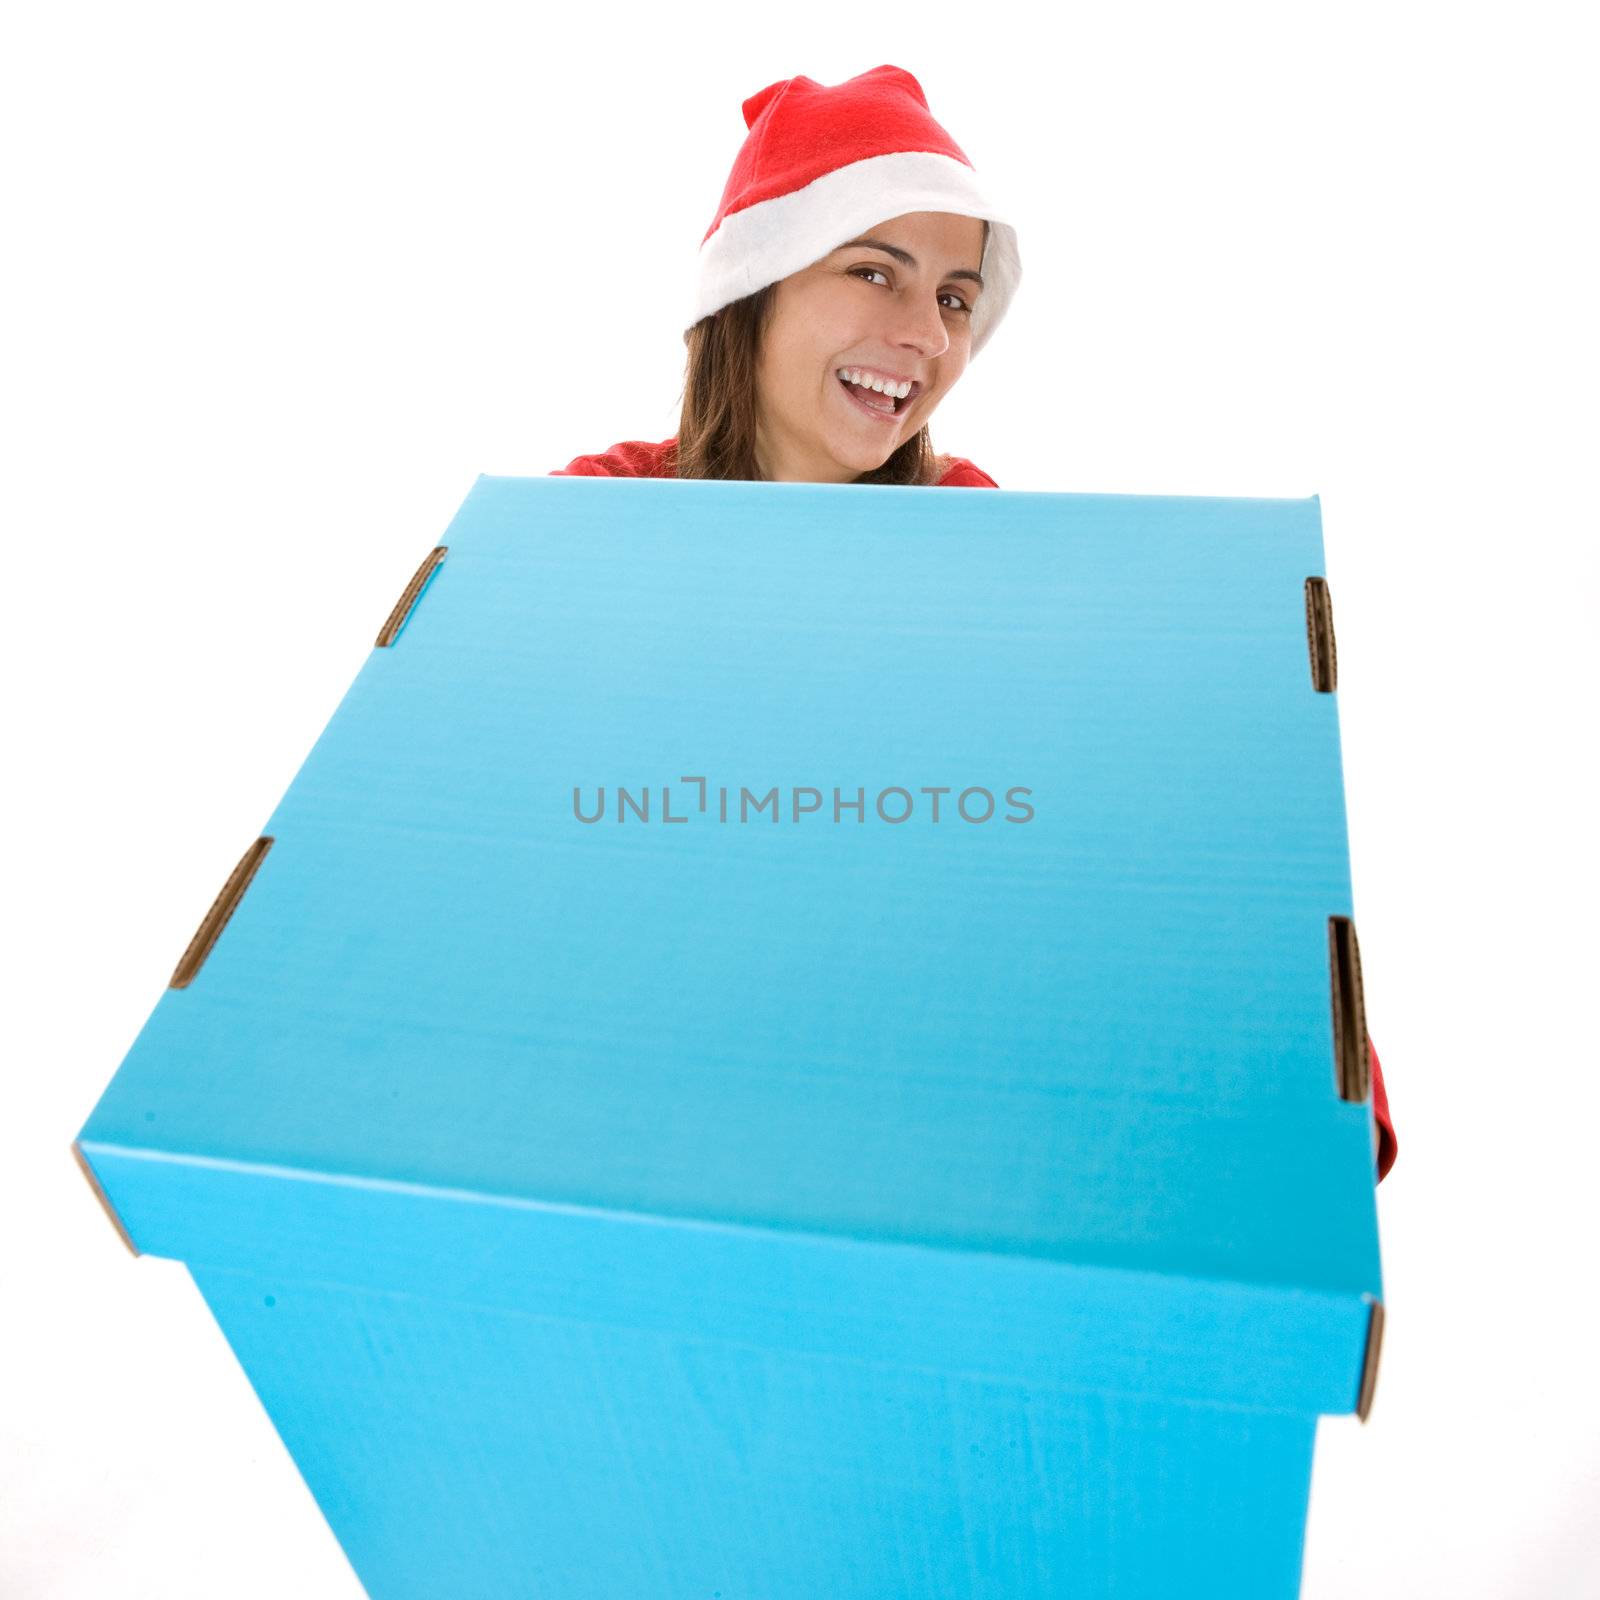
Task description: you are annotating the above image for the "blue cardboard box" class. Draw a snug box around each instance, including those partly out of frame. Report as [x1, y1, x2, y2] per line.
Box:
[75, 475, 1385, 1598]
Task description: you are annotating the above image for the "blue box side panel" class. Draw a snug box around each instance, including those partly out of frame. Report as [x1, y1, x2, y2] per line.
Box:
[192, 1263, 1317, 1600]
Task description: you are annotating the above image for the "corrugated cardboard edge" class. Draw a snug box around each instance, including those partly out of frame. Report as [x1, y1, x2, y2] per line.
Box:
[375, 545, 448, 647]
[1328, 915, 1371, 1103]
[71, 1141, 139, 1257]
[170, 836, 274, 989]
[1357, 1295, 1385, 1422]
[1304, 576, 1338, 692]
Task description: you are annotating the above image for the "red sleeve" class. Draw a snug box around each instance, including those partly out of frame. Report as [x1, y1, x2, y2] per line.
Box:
[1370, 1037, 1397, 1182]
[549, 455, 616, 477]
[549, 439, 678, 478]
[936, 457, 1000, 488]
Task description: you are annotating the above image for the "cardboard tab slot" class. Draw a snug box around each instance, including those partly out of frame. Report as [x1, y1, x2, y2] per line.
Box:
[1357, 1296, 1385, 1422]
[1328, 914, 1370, 1102]
[71, 1141, 139, 1257]
[1304, 576, 1338, 692]
[170, 836, 274, 990]
[376, 545, 449, 647]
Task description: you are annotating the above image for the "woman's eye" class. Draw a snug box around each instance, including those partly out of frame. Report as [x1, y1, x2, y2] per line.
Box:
[851, 266, 972, 315]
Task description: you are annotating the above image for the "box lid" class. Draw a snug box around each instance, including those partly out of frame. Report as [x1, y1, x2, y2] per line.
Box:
[78, 475, 1384, 1416]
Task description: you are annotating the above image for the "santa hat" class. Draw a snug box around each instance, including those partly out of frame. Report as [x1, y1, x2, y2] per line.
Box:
[688, 65, 1021, 359]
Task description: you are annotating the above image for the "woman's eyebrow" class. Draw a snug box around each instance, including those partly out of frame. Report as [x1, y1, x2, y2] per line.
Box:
[837, 236, 985, 290]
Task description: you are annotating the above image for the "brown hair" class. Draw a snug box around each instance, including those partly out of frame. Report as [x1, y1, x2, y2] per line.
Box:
[671, 221, 988, 484]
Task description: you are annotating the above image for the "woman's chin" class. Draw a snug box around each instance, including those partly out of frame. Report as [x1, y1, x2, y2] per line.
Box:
[824, 423, 900, 474]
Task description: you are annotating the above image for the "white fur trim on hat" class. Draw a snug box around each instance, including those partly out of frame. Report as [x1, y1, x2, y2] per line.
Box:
[688, 150, 1021, 359]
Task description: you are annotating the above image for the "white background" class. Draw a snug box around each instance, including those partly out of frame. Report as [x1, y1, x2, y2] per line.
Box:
[4, 2, 1596, 1595]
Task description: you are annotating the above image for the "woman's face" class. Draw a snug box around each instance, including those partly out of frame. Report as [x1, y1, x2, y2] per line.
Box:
[753, 210, 987, 482]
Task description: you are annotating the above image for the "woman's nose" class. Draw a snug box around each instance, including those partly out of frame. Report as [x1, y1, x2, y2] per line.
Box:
[891, 292, 951, 360]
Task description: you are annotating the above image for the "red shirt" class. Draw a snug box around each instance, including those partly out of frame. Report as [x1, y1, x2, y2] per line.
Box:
[550, 436, 1397, 1181]
[551, 435, 999, 487]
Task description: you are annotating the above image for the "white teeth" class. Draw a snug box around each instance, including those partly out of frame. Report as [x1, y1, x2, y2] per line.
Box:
[838, 369, 912, 400]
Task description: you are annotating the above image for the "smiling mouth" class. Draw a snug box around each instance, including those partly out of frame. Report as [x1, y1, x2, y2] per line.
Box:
[837, 374, 912, 420]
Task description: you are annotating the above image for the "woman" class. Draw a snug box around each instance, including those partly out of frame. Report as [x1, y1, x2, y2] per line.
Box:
[552, 64, 1015, 487]
[558, 207, 998, 487]
[552, 64, 1397, 1182]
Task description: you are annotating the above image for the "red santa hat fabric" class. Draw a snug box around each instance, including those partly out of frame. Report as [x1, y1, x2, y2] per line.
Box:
[689, 65, 1022, 359]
